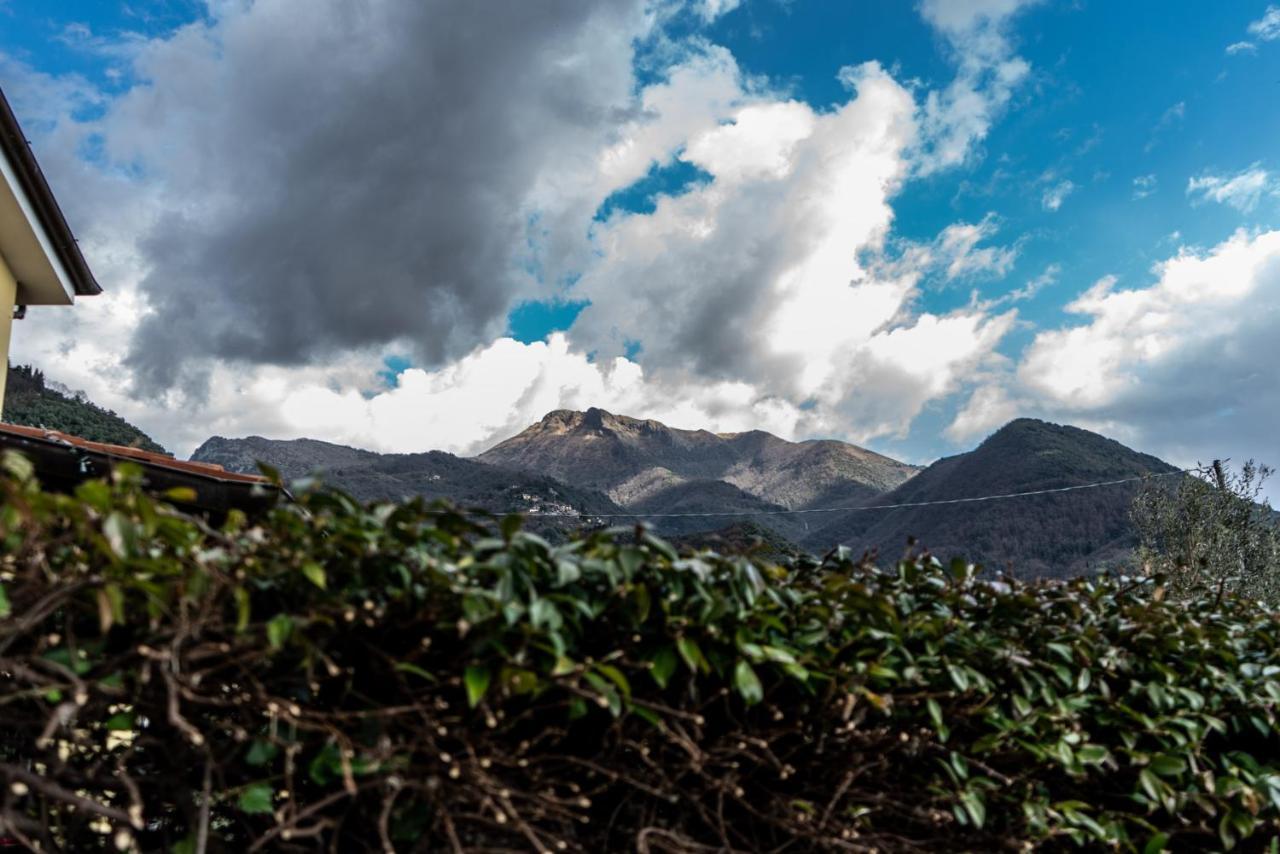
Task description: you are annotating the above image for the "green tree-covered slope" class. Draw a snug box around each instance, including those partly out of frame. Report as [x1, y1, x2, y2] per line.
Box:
[3, 364, 165, 453]
[808, 419, 1181, 576]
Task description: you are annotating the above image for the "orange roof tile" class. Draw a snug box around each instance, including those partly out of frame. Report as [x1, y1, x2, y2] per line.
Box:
[0, 423, 270, 485]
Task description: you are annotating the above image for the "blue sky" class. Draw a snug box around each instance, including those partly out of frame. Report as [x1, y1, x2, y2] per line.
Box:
[2, 0, 1279, 474]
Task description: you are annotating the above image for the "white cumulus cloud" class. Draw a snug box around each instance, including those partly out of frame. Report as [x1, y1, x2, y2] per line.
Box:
[569, 60, 1016, 440]
[1225, 6, 1280, 57]
[1187, 165, 1275, 212]
[219, 334, 807, 457]
[4, 0, 1036, 459]
[914, 0, 1041, 174]
[1041, 179, 1075, 212]
[696, 0, 742, 22]
[947, 229, 1280, 479]
[934, 215, 1019, 279]
[1248, 5, 1280, 40]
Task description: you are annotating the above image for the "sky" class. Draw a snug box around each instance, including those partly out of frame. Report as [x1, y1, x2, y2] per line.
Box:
[1, 0, 1279, 478]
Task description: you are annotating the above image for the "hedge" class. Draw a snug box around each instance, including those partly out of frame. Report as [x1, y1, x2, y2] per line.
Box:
[0, 454, 1278, 852]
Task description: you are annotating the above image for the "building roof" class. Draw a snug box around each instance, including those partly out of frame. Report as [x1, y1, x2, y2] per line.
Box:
[0, 423, 278, 519]
[0, 86, 101, 298]
[0, 423, 268, 483]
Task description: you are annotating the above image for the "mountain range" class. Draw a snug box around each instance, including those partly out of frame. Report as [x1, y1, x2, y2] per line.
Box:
[191, 435, 626, 526]
[0, 358, 1190, 574]
[474, 408, 918, 539]
[191, 408, 1179, 576]
[479, 408, 919, 508]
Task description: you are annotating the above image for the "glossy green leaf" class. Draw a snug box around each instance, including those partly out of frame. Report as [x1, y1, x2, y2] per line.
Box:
[245, 740, 279, 767]
[595, 663, 631, 699]
[932, 699, 952, 741]
[650, 646, 678, 689]
[105, 712, 135, 731]
[266, 614, 293, 650]
[395, 662, 437, 682]
[1076, 744, 1109, 765]
[464, 665, 491, 708]
[237, 783, 274, 815]
[734, 660, 763, 705]
[234, 587, 251, 632]
[960, 790, 986, 829]
[163, 486, 198, 504]
[677, 636, 708, 674]
[1149, 755, 1187, 777]
[301, 562, 327, 590]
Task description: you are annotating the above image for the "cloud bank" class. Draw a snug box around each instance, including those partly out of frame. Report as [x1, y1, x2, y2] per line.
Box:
[22, 0, 1271, 479]
[101, 0, 669, 393]
[949, 229, 1280, 473]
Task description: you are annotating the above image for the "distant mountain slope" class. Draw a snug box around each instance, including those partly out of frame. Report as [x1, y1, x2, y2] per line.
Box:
[627, 478, 803, 539]
[477, 408, 919, 510]
[805, 418, 1180, 577]
[192, 436, 376, 480]
[190, 435, 625, 522]
[192, 417, 1184, 576]
[4, 364, 166, 453]
[191, 432, 827, 541]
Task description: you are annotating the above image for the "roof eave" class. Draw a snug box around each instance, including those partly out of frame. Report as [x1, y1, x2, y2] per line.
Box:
[0, 86, 101, 298]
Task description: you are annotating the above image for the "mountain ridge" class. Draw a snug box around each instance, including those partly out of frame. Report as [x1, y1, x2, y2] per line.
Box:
[188, 413, 1182, 577]
[803, 417, 1180, 576]
[190, 434, 627, 529]
[477, 407, 920, 510]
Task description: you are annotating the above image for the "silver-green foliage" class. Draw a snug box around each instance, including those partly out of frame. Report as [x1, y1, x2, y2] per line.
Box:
[1131, 460, 1280, 603]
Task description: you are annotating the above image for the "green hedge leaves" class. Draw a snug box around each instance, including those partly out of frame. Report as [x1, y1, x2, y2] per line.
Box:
[0, 461, 1277, 851]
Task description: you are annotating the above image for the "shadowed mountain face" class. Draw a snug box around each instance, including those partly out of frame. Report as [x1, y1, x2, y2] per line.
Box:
[476, 408, 920, 511]
[192, 415, 1182, 578]
[804, 418, 1181, 577]
[191, 436, 626, 525]
[191, 436, 375, 480]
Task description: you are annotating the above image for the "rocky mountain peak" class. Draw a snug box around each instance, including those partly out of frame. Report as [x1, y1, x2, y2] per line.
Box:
[477, 409, 919, 511]
[536, 409, 583, 431]
[531, 407, 678, 439]
[186, 414, 1182, 579]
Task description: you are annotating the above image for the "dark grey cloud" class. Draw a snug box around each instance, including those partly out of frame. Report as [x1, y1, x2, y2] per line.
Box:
[568, 68, 925, 406]
[98, 0, 650, 392]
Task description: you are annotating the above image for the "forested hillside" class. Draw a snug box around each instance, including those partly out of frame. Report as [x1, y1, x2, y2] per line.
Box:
[3, 364, 165, 453]
[807, 418, 1180, 576]
[192, 434, 626, 525]
[190, 415, 1190, 574]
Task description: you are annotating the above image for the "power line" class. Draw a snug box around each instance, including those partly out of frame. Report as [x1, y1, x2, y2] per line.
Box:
[271, 464, 1198, 519]
[508, 468, 1195, 520]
